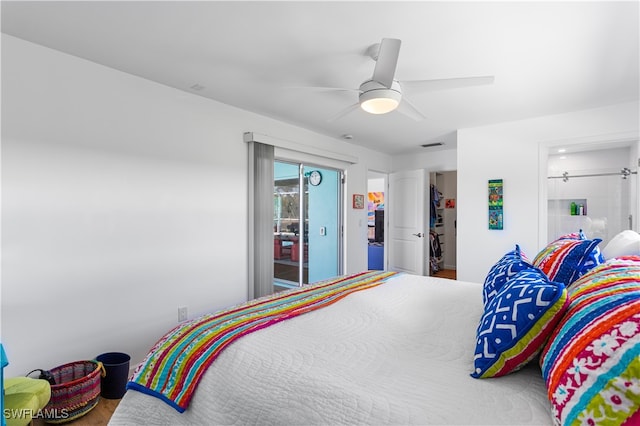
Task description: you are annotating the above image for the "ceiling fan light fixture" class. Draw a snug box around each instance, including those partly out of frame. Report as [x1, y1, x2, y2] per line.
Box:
[358, 80, 402, 115]
[360, 93, 400, 114]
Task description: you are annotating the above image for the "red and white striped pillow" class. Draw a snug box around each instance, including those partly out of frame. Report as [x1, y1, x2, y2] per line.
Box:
[539, 256, 640, 425]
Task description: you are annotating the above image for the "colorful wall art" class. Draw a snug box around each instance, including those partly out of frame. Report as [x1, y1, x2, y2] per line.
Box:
[368, 192, 384, 225]
[353, 194, 365, 209]
[488, 179, 503, 230]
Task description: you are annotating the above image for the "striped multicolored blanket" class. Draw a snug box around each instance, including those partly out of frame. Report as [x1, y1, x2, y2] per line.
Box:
[127, 270, 399, 412]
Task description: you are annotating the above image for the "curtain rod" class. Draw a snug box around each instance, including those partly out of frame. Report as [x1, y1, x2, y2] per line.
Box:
[548, 168, 637, 182]
[244, 131, 358, 164]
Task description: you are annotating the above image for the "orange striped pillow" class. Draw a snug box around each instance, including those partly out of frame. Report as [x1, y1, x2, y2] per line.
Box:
[539, 256, 640, 425]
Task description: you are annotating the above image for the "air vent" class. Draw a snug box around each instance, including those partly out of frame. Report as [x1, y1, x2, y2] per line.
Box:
[421, 142, 444, 148]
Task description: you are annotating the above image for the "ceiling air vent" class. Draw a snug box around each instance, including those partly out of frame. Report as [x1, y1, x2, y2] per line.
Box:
[421, 142, 444, 148]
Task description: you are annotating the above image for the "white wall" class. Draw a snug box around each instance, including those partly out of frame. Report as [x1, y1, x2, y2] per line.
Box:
[633, 141, 640, 231]
[0, 35, 391, 376]
[345, 162, 370, 271]
[367, 178, 385, 193]
[392, 147, 457, 173]
[457, 101, 639, 283]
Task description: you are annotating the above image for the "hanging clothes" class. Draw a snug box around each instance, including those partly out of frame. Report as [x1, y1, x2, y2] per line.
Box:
[429, 230, 442, 273]
[430, 230, 442, 258]
[429, 183, 444, 274]
[429, 184, 442, 228]
[430, 184, 442, 228]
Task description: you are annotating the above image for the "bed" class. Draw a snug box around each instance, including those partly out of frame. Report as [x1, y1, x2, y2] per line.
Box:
[109, 272, 552, 425]
[109, 235, 640, 425]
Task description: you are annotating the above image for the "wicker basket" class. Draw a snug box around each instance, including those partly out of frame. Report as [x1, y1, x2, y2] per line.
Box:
[43, 360, 105, 424]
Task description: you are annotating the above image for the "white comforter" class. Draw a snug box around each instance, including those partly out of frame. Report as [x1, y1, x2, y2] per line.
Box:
[109, 274, 553, 425]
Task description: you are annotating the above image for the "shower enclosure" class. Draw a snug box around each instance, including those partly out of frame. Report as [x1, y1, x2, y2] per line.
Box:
[547, 146, 638, 246]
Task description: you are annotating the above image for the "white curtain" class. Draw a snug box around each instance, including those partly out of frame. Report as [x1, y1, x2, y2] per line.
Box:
[248, 141, 274, 299]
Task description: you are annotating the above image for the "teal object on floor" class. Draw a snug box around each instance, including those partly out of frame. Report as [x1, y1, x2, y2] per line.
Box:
[1, 344, 7, 426]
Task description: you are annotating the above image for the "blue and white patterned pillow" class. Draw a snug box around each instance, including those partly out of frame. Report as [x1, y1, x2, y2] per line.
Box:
[472, 268, 569, 378]
[483, 245, 534, 305]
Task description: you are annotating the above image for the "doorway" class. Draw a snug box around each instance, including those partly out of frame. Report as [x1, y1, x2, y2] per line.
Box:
[429, 171, 457, 279]
[273, 161, 342, 290]
[367, 172, 386, 270]
[384, 168, 458, 277]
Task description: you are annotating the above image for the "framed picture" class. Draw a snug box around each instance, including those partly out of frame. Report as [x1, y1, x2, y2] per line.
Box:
[488, 179, 503, 230]
[352, 194, 365, 209]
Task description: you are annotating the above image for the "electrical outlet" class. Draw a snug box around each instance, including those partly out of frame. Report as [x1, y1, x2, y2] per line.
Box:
[178, 306, 188, 322]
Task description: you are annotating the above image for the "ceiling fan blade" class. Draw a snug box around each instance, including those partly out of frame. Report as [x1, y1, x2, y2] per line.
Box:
[284, 85, 359, 93]
[327, 102, 360, 123]
[372, 38, 401, 88]
[401, 76, 495, 94]
[397, 97, 426, 121]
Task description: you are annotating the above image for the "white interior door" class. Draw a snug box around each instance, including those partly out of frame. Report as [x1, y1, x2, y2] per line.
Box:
[388, 169, 426, 275]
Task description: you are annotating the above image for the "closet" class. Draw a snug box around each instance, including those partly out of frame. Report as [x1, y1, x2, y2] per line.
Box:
[429, 171, 457, 275]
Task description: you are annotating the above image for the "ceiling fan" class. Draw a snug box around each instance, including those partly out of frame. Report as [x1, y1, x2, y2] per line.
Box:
[309, 38, 495, 122]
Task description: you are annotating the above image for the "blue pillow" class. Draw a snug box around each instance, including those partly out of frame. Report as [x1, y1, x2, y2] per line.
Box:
[472, 268, 569, 378]
[483, 245, 534, 305]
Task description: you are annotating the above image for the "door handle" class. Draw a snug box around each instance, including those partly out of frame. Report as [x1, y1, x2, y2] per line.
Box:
[412, 233, 424, 238]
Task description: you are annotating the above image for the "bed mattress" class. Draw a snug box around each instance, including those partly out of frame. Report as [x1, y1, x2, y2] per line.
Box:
[109, 273, 553, 425]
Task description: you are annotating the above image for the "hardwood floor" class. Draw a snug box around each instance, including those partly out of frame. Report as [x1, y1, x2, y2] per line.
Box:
[33, 397, 120, 426]
[274, 260, 308, 283]
[433, 268, 457, 280]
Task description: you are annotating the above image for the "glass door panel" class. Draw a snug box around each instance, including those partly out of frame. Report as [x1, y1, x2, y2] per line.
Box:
[548, 148, 636, 246]
[274, 161, 341, 290]
[274, 161, 304, 289]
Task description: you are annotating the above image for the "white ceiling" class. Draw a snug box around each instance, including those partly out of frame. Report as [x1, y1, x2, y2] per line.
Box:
[2, 1, 638, 155]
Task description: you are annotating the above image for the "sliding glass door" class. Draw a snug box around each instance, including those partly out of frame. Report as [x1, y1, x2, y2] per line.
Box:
[273, 162, 305, 286]
[274, 161, 341, 290]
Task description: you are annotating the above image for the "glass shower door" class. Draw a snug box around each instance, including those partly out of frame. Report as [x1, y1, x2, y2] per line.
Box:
[547, 147, 637, 246]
